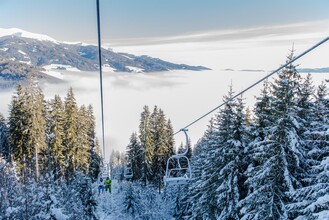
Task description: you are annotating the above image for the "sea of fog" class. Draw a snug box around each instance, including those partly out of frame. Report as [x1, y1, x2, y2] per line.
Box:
[0, 69, 328, 160]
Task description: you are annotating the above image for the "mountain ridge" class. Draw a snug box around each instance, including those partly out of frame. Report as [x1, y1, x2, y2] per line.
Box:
[0, 28, 210, 73]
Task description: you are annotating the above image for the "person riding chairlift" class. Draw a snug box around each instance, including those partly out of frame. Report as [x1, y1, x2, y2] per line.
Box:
[104, 177, 112, 193]
[98, 177, 105, 195]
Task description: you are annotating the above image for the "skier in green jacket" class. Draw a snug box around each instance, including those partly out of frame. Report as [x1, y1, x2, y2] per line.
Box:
[104, 177, 112, 193]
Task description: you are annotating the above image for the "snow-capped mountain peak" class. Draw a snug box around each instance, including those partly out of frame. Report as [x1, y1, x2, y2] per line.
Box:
[0, 27, 58, 43]
[0, 28, 210, 73]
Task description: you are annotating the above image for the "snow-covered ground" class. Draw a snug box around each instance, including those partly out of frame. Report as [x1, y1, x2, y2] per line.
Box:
[95, 180, 176, 220]
[43, 64, 81, 72]
[96, 179, 120, 219]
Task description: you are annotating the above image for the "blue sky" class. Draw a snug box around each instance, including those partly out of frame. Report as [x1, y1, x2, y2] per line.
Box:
[0, 0, 329, 43]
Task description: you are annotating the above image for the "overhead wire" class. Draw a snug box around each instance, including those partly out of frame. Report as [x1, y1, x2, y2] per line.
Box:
[96, 0, 106, 160]
[175, 36, 329, 135]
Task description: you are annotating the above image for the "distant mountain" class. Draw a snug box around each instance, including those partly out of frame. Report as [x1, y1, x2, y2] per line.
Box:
[297, 67, 329, 73]
[0, 28, 210, 73]
[0, 59, 61, 88]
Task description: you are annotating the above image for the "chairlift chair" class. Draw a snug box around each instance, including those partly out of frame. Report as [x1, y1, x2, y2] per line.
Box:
[164, 128, 192, 186]
[101, 163, 109, 178]
[124, 164, 133, 179]
[124, 151, 133, 179]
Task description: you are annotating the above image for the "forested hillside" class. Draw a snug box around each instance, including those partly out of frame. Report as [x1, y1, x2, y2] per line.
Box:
[0, 77, 101, 218]
[186, 52, 329, 219]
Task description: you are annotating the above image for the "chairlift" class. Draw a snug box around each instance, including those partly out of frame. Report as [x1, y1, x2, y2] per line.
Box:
[164, 128, 191, 186]
[124, 163, 133, 179]
[124, 152, 133, 179]
[101, 163, 109, 178]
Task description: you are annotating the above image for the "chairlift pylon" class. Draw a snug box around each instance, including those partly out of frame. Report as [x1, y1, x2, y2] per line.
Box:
[164, 128, 191, 186]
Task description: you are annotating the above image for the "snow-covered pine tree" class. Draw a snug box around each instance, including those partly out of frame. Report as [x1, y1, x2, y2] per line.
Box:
[252, 80, 273, 140]
[9, 78, 47, 181]
[110, 150, 125, 181]
[151, 107, 173, 189]
[127, 132, 143, 181]
[239, 80, 276, 220]
[240, 51, 307, 220]
[78, 174, 97, 219]
[86, 105, 101, 181]
[0, 113, 11, 161]
[187, 119, 214, 219]
[76, 105, 91, 174]
[139, 105, 154, 186]
[295, 74, 315, 137]
[165, 119, 175, 153]
[214, 92, 248, 220]
[47, 95, 66, 180]
[60, 173, 97, 219]
[122, 182, 143, 218]
[188, 85, 248, 219]
[0, 157, 21, 219]
[9, 84, 29, 178]
[24, 76, 47, 181]
[32, 174, 59, 219]
[63, 87, 79, 180]
[288, 82, 329, 219]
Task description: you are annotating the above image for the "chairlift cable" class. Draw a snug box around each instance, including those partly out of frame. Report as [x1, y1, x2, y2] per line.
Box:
[96, 0, 106, 160]
[174, 36, 329, 135]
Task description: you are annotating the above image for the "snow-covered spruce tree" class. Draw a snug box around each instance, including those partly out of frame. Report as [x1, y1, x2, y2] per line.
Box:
[150, 107, 174, 189]
[251, 80, 274, 141]
[78, 174, 97, 220]
[60, 173, 97, 219]
[63, 87, 79, 180]
[188, 86, 249, 219]
[76, 105, 91, 174]
[47, 94, 66, 180]
[239, 80, 276, 220]
[164, 184, 190, 219]
[110, 150, 126, 181]
[9, 84, 29, 178]
[0, 158, 22, 219]
[240, 51, 307, 220]
[288, 82, 329, 219]
[150, 105, 161, 186]
[122, 182, 143, 218]
[295, 74, 315, 138]
[165, 119, 175, 155]
[24, 76, 47, 181]
[0, 113, 11, 162]
[188, 118, 216, 219]
[9, 78, 47, 181]
[86, 105, 101, 181]
[32, 174, 59, 219]
[138, 185, 171, 219]
[214, 92, 248, 220]
[19, 175, 41, 218]
[127, 132, 143, 181]
[139, 105, 154, 186]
